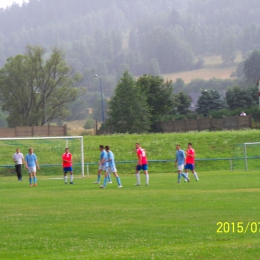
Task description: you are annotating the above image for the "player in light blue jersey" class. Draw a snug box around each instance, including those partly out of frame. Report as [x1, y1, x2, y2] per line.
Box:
[175, 144, 189, 183]
[94, 145, 111, 184]
[25, 147, 40, 186]
[100, 146, 122, 188]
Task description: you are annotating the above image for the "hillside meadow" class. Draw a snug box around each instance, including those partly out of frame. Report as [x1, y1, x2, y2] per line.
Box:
[0, 129, 260, 177]
[162, 54, 243, 83]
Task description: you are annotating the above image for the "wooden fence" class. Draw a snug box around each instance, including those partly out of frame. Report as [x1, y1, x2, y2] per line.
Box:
[0, 125, 67, 137]
[156, 115, 252, 133]
[96, 115, 252, 135]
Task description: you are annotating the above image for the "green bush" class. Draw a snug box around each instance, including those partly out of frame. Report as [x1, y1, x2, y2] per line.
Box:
[83, 117, 95, 129]
[209, 106, 260, 121]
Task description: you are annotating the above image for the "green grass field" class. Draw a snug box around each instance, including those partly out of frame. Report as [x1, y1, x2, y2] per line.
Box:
[1, 130, 260, 259]
[1, 171, 260, 260]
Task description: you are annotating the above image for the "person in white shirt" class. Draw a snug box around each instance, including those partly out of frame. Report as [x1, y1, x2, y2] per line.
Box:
[240, 111, 246, 116]
[13, 148, 25, 181]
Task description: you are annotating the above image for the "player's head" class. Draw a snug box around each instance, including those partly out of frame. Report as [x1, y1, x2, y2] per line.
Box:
[16, 148, 20, 153]
[105, 145, 110, 151]
[99, 145, 104, 151]
[135, 143, 140, 149]
[65, 148, 69, 153]
[176, 144, 180, 150]
[29, 147, 33, 154]
[188, 143, 192, 148]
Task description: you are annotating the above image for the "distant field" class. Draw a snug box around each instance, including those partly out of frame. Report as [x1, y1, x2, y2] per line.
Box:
[66, 119, 94, 136]
[1, 171, 260, 259]
[162, 54, 243, 83]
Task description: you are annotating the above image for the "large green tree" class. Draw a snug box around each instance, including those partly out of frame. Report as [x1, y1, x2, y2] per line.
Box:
[226, 85, 258, 110]
[136, 75, 174, 131]
[175, 92, 191, 115]
[107, 71, 151, 133]
[0, 45, 84, 127]
[196, 89, 226, 116]
[244, 50, 260, 84]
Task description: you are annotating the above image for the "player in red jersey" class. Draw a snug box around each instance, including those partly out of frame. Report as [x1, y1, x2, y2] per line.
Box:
[185, 143, 199, 181]
[134, 143, 149, 186]
[62, 148, 74, 184]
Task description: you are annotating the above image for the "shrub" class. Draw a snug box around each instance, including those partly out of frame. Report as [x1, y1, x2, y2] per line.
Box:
[84, 118, 95, 129]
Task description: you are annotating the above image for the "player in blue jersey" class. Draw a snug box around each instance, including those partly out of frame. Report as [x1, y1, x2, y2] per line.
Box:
[25, 148, 40, 186]
[175, 144, 189, 183]
[100, 146, 122, 188]
[94, 145, 111, 184]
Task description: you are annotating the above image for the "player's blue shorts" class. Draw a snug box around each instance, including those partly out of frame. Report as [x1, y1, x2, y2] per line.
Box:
[136, 164, 148, 171]
[185, 164, 194, 171]
[63, 166, 73, 173]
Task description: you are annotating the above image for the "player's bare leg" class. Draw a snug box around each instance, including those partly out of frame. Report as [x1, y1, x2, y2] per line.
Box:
[135, 168, 141, 186]
[70, 171, 74, 184]
[192, 170, 199, 181]
[144, 170, 149, 186]
[113, 172, 122, 188]
[94, 169, 102, 184]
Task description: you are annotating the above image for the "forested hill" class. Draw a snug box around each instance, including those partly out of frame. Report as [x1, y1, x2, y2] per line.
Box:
[1, 0, 260, 116]
[1, 0, 260, 77]
[0, 0, 187, 68]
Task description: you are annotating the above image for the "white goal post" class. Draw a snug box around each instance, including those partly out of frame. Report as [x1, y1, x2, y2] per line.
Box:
[243, 142, 260, 171]
[0, 136, 84, 177]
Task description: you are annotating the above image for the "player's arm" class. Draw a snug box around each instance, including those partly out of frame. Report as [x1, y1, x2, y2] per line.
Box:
[100, 157, 106, 164]
[186, 150, 192, 157]
[33, 154, 39, 170]
[62, 156, 71, 163]
[174, 153, 177, 166]
[138, 153, 142, 165]
[183, 151, 186, 165]
[35, 159, 40, 170]
[25, 157, 28, 169]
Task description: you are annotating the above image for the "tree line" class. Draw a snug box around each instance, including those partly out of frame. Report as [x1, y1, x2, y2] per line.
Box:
[0, 45, 259, 129]
[104, 50, 260, 133]
[0, 0, 260, 126]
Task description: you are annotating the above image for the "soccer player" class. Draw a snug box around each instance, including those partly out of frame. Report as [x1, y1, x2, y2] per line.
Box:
[13, 148, 25, 181]
[175, 144, 189, 183]
[94, 145, 111, 184]
[62, 148, 74, 184]
[25, 148, 40, 186]
[185, 142, 199, 181]
[135, 143, 149, 186]
[100, 146, 122, 188]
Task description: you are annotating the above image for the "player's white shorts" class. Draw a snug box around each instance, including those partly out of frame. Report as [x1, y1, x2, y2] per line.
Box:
[106, 166, 117, 173]
[98, 165, 107, 171]
[28, 166, 36, 173]
[177, 164, 184, 171]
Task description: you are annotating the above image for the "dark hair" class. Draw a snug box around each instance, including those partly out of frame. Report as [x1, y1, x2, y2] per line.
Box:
[99, 145, 104, 149]
[65, 147, 69, 151]
[176, 144, 180, 147]
[105, 145, 110, 150]
[135, 143, 140, 145]
[188, 143, 192, 146]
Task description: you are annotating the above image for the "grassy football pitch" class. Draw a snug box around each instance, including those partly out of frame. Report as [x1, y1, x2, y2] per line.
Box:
[0, 170, 260, 260]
